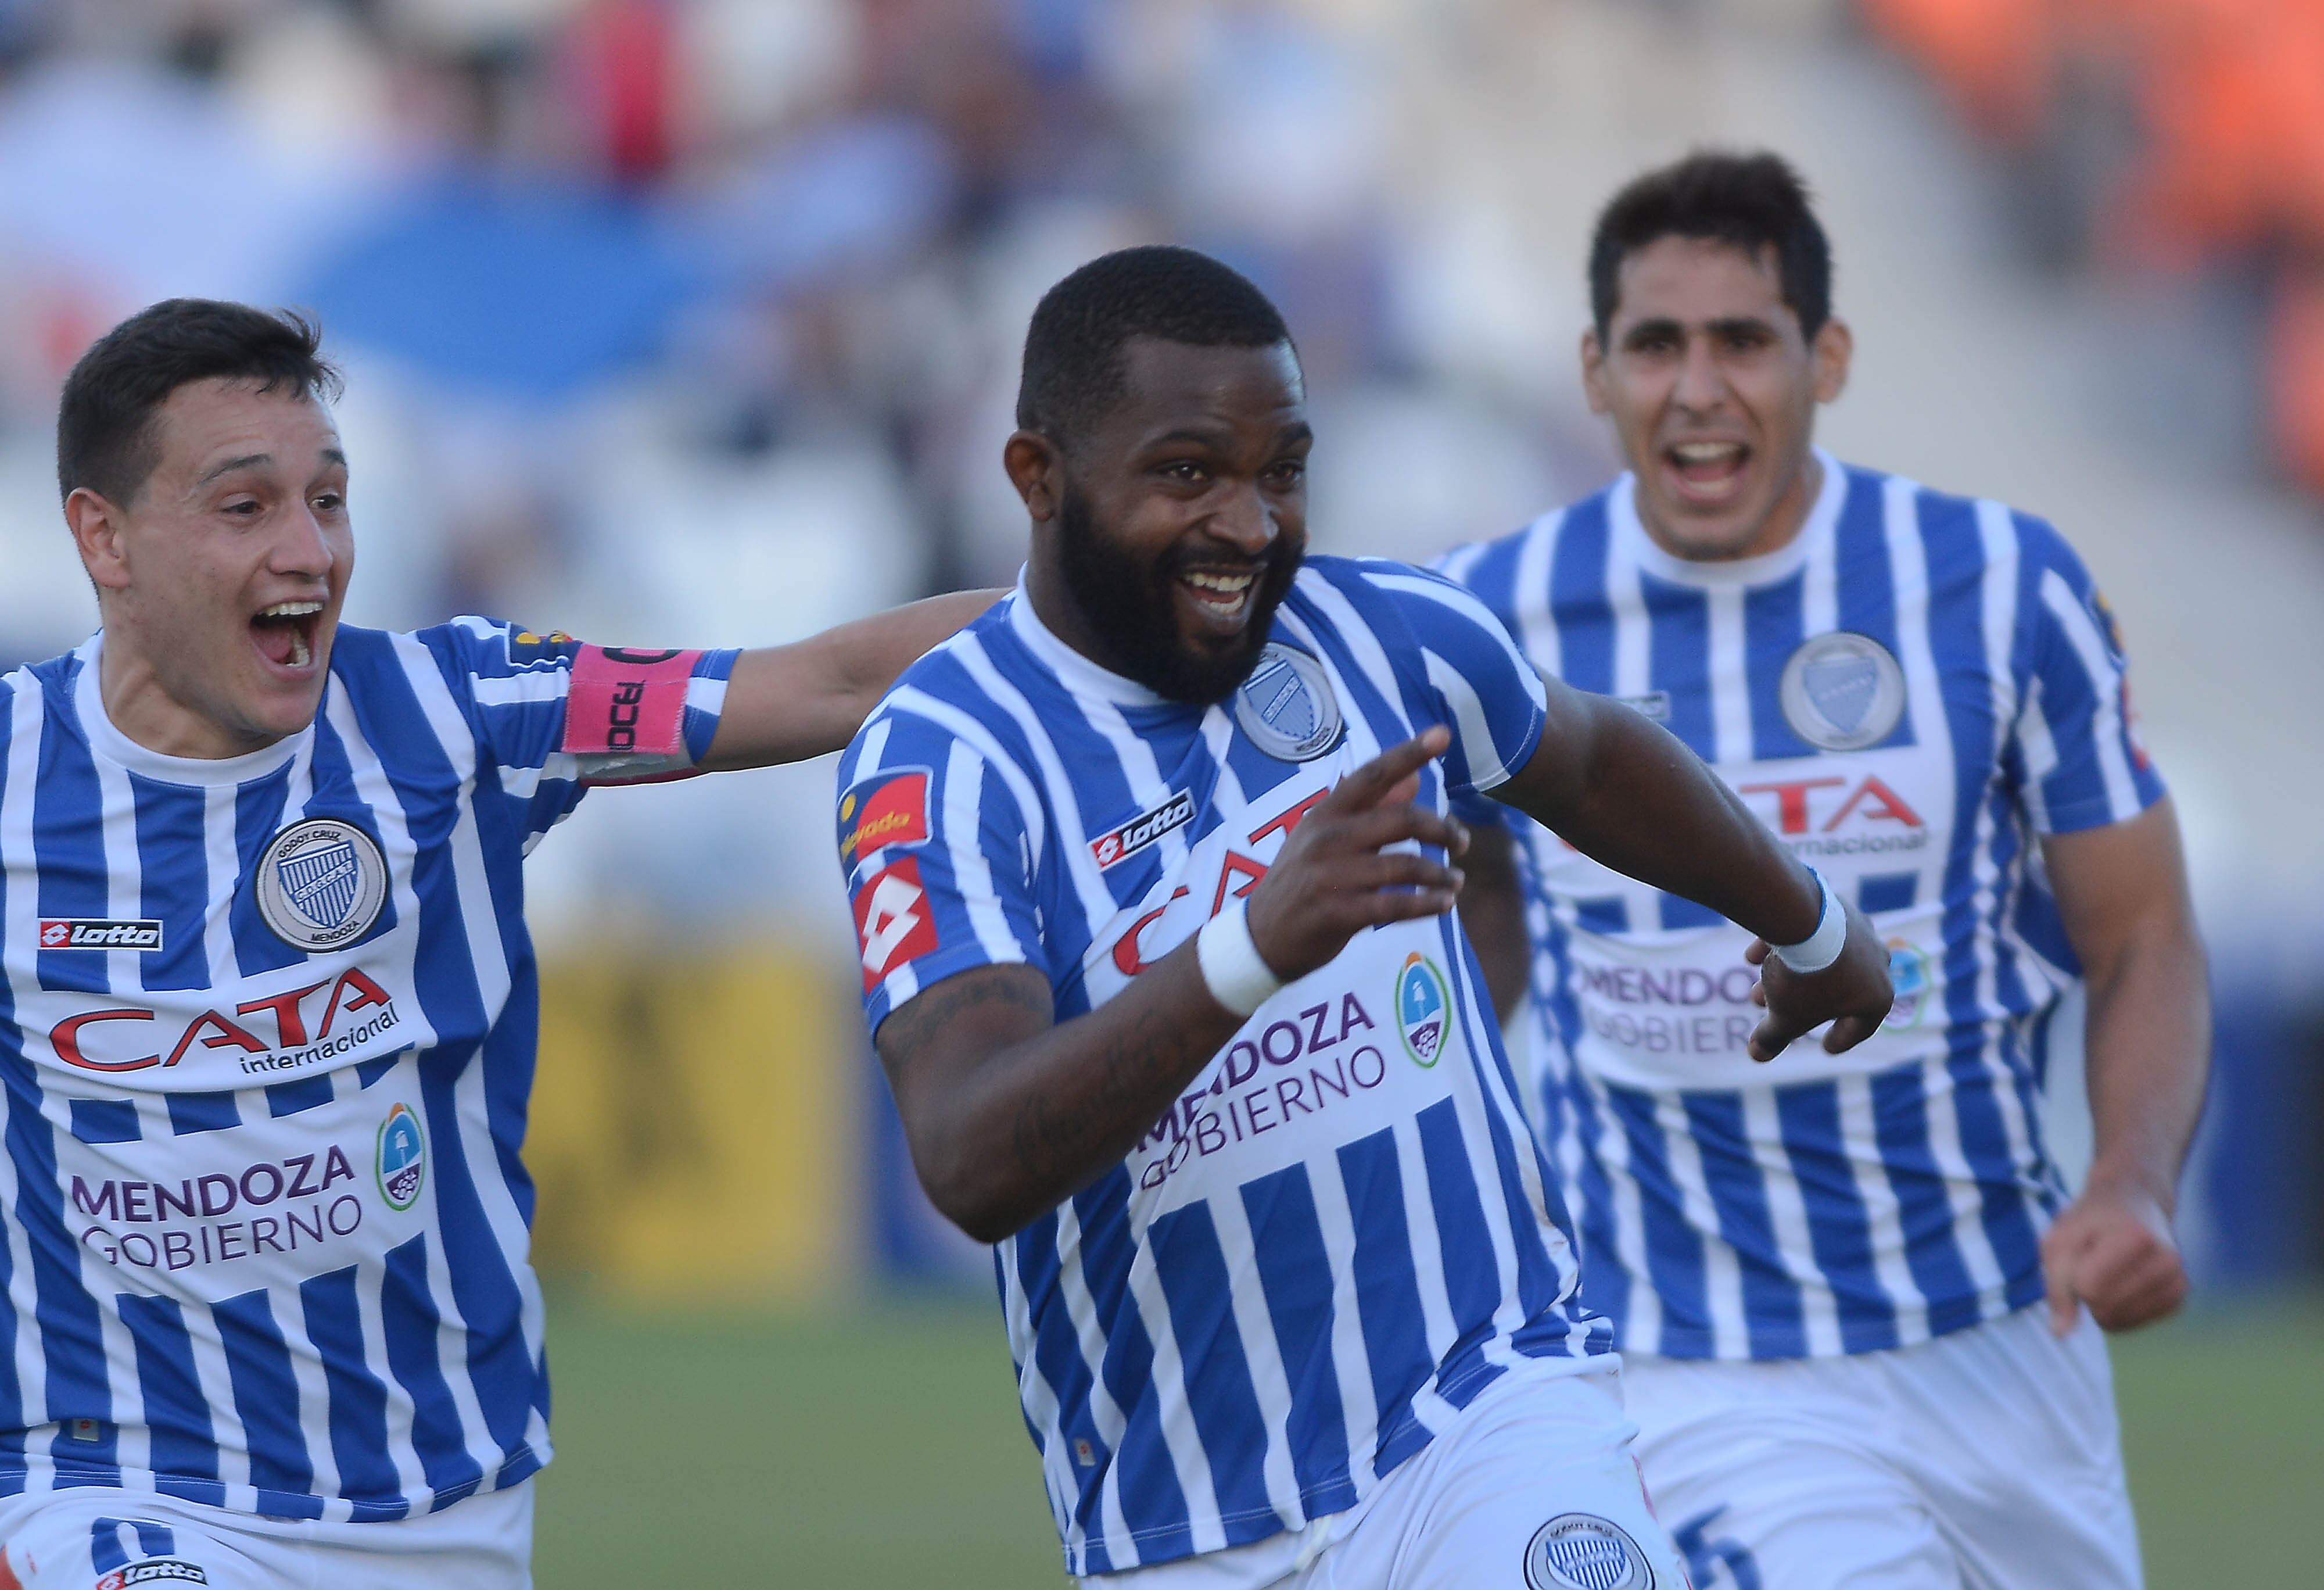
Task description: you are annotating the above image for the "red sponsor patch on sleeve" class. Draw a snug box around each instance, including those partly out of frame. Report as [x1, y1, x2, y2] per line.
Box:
[853, 855, 941, 993]
[562, 646, 704, 757]
[837, 769, 931, 869]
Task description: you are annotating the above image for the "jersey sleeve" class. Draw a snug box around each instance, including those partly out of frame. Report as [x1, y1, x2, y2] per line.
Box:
[1357, 561, 1548, 799]
[2008, 524, 2167, 835]
[841, 703, 1045, 1034]
[426, 618, 741, 839]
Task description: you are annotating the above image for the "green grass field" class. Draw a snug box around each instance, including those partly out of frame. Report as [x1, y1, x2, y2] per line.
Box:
[532, 1290, 2323, 1588]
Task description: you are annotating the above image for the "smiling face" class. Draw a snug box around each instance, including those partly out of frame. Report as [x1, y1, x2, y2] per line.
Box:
[1013, 336, 1311, 703]
[1583, 234, 1852, 561]
[66, 378, 352, 758]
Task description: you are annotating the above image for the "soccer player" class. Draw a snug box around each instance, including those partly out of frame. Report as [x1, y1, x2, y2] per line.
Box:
[0, 299, 995, 1588]
[1439, 152, 2210, 1589]
[840, 244, 1893, 1588]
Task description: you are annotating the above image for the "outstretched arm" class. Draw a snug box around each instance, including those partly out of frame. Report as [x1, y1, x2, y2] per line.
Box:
[700, 590, 1004, 770]
[878, 730, 1467, 1242]
[2039, 798, 2209, 1335]
[1490, 676, 1893, 1061]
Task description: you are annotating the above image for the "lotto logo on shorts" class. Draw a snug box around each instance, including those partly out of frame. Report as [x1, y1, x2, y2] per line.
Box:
[1524, 1513, 1654, 1590]
[95, 1562, 209, 1589]
[853, 856, 939, 991]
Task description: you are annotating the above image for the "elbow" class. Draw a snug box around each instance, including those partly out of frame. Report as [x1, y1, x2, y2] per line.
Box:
[910, 1133, 1028, 1246]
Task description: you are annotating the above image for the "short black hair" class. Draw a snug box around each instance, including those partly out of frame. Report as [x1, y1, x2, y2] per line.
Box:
[1016, 245, 1294, 449]
[57, 298, 342, 506]
[1588, 151, 1832, 342]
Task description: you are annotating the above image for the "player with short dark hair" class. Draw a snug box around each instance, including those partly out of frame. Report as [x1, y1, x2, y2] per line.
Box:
[0, 297, 995, 1588]
[1441, 151, 2208, 1589]
[840, 243, 1893, 1587]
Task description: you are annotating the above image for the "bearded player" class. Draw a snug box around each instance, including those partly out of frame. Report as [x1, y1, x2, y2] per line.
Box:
[0, 299, 994, 1588]
[1440, 152, 2208, 1588]
[838, 245, 1893, 1588]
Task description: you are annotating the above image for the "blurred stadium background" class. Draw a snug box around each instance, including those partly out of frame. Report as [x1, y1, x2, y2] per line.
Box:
[0, 0, 2316, 1582]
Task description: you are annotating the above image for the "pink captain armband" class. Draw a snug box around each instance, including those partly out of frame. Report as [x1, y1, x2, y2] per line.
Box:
[561, 645, 705, 759]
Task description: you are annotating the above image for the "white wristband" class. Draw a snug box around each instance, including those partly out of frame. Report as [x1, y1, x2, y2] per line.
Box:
[1196, 900, 1285, 1017]
[1770, 868, 1846, 975]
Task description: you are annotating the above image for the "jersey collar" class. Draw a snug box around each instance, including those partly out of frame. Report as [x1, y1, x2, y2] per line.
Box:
[1006, 572, 1178, 710]
[72, 632, 313, 788]
[1611, 446, 1845, 590]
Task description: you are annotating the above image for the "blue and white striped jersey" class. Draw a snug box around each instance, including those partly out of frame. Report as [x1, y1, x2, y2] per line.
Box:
[0, 622, 733, 1520]
[1437, 453, 2165, 1362]
[841, 559, 1609, 1577]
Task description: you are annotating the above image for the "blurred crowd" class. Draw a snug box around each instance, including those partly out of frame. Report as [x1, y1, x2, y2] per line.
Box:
[1862, 0, 2324, 495]
[0, 0, 1594, 674]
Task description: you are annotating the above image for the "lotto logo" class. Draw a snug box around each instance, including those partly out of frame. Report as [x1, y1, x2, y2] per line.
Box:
[853, 857, 939, 991]
[95, 1561, 209, 1589]
[40, 919, 164, 951]
[1090, 790, 1194, 869]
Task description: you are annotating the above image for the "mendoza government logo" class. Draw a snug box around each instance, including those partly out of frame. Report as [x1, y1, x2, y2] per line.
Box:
[1233, 643, 1342, 762]
[1523, 1513, 1655, 1590]
[38, 918, 163, 951]
[1779, 631, 1906, 752]
[376, 1102, 426, 1211]
[1393, 951, 1449, 1068]
[254, 818, 387, 952]
[1091, 789, 1195, 870]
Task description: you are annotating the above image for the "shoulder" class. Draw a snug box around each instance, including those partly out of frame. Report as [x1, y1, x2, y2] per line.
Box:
[848, 600, 1043, 783]
[1433, 485, 1618, 590]
[1291, 554, 1519, 650]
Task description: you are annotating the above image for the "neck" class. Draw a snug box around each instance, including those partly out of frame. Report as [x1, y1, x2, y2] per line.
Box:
[1638, 449, 1822, 564]
[97, 629, 278, 761]
[1025, 552, 1116, 673]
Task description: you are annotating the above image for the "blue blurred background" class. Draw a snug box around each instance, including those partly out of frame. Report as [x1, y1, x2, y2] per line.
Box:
[0, 1, 2315, 1580]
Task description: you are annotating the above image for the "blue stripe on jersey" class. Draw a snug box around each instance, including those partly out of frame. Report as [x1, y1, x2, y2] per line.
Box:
[1239, 1165, 1356, 1516]
[228, 769, 299, 978]
[379, 1233, 485, 1501]
[34, 704, 109, 998]
[1148, 1205, 1277, 1538]
[214, 1288, 315, 1507]
[1443, 461, 2164, 1360]
[1336, 1130, 1435, 1469]
[299, 1267, 406, 1517]
[165, 1091, 238, 1136]
[116, 1296, 222, 1504]
[130, 775, 209, 993]
[1774, 1081, 1899, 1353]
[68, 1100, 138, 1144]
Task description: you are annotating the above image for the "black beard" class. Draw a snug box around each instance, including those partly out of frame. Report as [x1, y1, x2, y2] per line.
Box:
[1055, 485, 1301, 705]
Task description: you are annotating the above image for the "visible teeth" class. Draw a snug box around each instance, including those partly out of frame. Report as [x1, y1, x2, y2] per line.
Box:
[288, 630, 310, 668]
[1672, 442, 1741, 463]
[1183, 572, 1254, 593]
[259, 600, 323, 619]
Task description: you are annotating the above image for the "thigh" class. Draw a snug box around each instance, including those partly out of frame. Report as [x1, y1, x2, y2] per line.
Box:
[1895, 1313, 2141, 1590]
[0, 1499, 278, 1590]
[1328, 1368, 1691, 1590]
[1622, 1357, 1960, 1590]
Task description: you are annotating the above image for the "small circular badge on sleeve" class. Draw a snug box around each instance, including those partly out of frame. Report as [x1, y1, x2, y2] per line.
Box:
[1779, 631, 1906, 751]
[1232, 643, 1343, 762]
[1525, 1513, 1656, 1590]
[255, 818, 388, 951]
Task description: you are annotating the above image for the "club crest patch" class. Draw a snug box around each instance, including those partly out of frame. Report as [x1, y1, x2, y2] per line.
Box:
[1233, 643, 1342, 762]
[1779, 631, 1906, 751]
[1524, 1513, 1655, 1590]
[254, 818, 388, 952]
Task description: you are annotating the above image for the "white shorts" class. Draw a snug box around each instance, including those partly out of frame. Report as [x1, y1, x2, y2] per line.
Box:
[1079, 1362, 1692, 1590]
[0, 1482, 530, 1590]
[1622, 1305, 2140, 1590]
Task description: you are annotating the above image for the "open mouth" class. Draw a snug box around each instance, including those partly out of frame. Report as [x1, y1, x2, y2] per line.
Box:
[1175, 566, 1261, 633]
[1663, 439, 1752, 503]
[250, 600, 324, 673]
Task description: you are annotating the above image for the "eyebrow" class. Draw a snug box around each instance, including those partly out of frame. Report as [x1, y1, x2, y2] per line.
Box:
[1141, 421, 1314, 451]
[1623, 314, 1778, 342]
[197, 446, 349, 486]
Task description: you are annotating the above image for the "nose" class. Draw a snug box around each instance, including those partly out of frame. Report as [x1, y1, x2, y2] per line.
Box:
[1672, 331, 1728, 414]
[270, 502, 336, 581]
[1206, 481, 1278, 558]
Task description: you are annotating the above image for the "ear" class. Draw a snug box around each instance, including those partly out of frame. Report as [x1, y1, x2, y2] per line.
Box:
[1003, 431, 1063, 522]
[1580, 327, 1611, 417]
[1811, 317, 1853, 404]
[64, 487, 132, 598]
